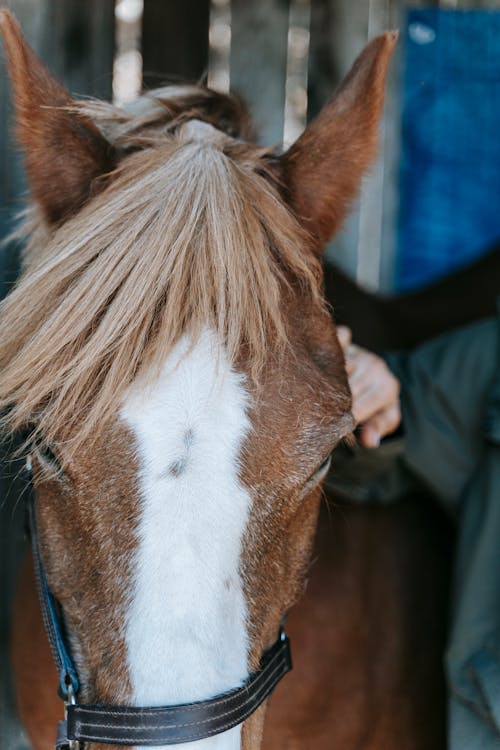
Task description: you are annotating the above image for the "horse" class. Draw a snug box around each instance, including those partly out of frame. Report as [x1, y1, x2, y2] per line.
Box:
[0, 10, 398, 749]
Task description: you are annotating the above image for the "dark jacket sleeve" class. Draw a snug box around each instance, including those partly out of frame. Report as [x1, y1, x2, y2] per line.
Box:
[385, 315, 499, 515]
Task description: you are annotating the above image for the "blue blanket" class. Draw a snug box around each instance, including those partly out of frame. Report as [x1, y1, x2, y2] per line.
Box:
[397, 8, 500, 290]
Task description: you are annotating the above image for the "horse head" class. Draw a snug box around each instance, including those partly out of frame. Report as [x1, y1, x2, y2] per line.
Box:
[0, 10, 396, 749]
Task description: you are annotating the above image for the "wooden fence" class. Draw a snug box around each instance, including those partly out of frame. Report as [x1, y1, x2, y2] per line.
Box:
[3, 0, 498, 283]
[5, 0, 490, 290]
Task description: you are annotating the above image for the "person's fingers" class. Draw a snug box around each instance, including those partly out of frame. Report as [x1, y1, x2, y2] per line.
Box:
[344, 356, 355, 376]
[352, 372, 399, 424]
[337, 325, 352, 348]
[339, 337, 401, 446]
[343, 341, 378, 381]
[348, 349, 381, 392]
[339, 328, 356, 375]
[348, 353, 399, 419]
[359, 423, 382, 448]
[359, 403, 401, 447]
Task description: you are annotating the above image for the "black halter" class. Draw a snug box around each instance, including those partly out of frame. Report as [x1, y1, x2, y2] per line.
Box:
[27, 485, 292, 748]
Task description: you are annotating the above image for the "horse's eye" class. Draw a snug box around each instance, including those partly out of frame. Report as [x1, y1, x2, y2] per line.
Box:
[36, 443, 63, 474]
[316, 454, 332, 477]
[305, 453, 332, 487]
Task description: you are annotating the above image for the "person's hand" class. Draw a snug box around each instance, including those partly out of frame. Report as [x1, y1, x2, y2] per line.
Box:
[337, 326, 401, 448]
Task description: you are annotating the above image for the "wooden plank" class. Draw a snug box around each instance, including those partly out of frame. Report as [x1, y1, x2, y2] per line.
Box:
[230, 0, 291, 146]
[142, 0, 210, 87]
[378, 0, 406, 291]
[307, 0, 414, 290]
[308, 0, 369, 283]
[0, 0, 115, 229]
[356, 0, 390, 291]
[283, 0, 311, 148]
[32, 0, 115, 98]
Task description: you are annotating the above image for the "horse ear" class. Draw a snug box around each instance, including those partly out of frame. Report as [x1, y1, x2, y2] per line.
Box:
[0, 10, 116, 226]
[281, 31, 397, 251]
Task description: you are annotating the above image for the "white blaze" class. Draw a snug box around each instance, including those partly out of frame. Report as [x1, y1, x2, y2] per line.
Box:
[121, 331, 251, 750]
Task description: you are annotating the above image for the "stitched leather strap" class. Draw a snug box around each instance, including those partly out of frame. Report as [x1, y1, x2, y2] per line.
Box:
[56, 634, 291, 747]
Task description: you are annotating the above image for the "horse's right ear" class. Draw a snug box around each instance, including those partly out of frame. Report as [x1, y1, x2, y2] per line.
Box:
[280, 31, 397, 253]
[0, 9, 116, 226]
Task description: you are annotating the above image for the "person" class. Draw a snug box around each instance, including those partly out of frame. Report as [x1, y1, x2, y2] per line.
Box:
[334, 316, 500, 750]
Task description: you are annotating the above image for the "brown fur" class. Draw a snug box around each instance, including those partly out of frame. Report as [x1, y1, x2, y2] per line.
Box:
[11, 554, 60, 750]
[30, 425, 139, 705]
[0, 10, 397, 750]
[262, 496, 451, 749]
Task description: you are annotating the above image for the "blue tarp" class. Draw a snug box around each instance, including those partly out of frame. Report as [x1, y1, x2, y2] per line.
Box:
[397, 8, 500, 291]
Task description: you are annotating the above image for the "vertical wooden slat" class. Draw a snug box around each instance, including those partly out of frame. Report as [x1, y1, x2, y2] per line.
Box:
[0, 0, 115, 234]
[142, 0, 210, 87]
[230, 0, 291, 146]
[355, 0, 389, 290]
[307, 0, 409, 290]
[282, 0, 311, 148]
[35, 0, 115, 97]
[207, 0, 231, 93]
[308, 0, 370, 121]
[307, 0, 368, 280]
[378, 0, 405, 291]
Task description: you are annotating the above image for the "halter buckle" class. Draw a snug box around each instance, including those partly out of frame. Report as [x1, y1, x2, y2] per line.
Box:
[64, 685, 79, 750]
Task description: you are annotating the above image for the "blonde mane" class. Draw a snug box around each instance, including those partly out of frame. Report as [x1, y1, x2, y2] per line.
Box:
[0, 90, 323, 458]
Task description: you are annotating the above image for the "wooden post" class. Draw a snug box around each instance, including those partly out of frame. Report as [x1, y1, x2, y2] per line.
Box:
[142, 0, 210, 87]
[230, 0, 291, 146]
[0, 0, 115, 237]
[308, 0, 404, 290]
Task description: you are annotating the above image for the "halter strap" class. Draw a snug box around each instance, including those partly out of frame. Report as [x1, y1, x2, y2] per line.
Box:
[28, 494, 80, 698]
[55, 634, 290, 747]
[27, 490, 292, 748]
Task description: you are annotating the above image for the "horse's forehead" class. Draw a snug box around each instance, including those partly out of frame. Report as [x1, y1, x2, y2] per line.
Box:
[93, 320, 349, 483]
[120, 331, 250, 478]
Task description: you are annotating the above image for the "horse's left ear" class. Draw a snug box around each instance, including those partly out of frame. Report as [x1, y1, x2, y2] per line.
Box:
[0, 9, 116, 226]
[281, 31, 397, 252]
